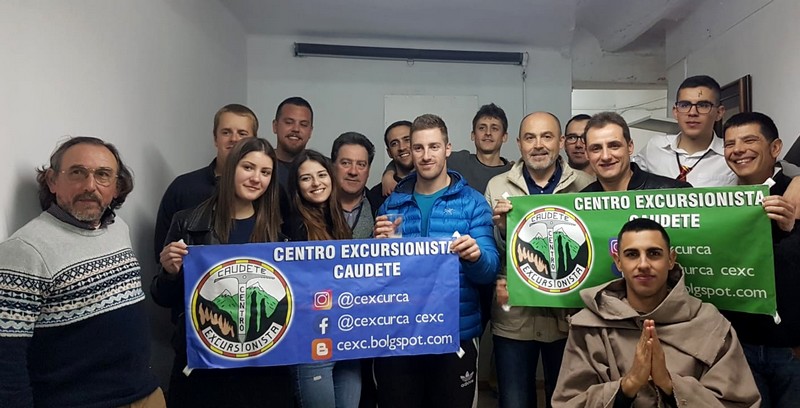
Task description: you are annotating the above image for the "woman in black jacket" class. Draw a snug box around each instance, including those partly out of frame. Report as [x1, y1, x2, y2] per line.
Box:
[151, 137, 293, 407]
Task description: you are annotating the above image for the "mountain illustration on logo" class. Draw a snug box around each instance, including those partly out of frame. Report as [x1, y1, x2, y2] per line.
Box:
[191, 259, 293, 359]
[511, 207, 593, 293]
[213, 286, 279, 323]
[196, 283, 283, 343]
[518, 229, 583, 280]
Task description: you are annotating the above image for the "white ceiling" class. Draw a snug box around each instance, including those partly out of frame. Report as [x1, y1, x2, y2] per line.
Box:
[221, 0, 701, 51]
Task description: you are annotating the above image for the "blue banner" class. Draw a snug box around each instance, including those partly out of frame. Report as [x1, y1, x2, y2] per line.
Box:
[182, 237, 460, 369]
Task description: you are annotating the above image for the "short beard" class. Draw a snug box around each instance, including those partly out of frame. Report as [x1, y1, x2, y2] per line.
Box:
[280, 136, 306, 156]
[72, 207, 106, 224]
[58, 195, 106, 226]
[528, 156, 558, 172]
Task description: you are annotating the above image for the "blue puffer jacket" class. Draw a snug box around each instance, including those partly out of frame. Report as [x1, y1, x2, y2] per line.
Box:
[378, 170, 500, 341]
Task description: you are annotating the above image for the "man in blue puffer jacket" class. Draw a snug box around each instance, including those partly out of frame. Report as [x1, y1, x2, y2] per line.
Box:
[373, 113, 500, 408]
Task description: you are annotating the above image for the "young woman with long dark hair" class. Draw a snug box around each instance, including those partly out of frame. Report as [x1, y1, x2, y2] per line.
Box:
[151, 137, 293, 407]
[284, 150, 360, 408]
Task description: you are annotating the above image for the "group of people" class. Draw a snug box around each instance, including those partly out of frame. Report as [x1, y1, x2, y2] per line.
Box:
[152, 101, 499, 408]
[486, 75, 798, 408]
[0, 74, 798, 408]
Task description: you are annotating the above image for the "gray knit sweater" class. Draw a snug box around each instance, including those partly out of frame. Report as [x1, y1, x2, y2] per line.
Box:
[0, 211, 158, 407]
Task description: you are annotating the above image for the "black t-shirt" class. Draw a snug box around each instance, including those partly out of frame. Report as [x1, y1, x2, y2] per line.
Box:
[229, 215, 256, 244]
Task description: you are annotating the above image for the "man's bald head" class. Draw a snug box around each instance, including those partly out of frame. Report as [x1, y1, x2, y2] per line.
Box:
[517, 111, 564, 177]
[519, 111, 561, 138]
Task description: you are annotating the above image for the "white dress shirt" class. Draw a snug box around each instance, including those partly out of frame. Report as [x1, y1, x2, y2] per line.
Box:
[633, 132, 738, 187]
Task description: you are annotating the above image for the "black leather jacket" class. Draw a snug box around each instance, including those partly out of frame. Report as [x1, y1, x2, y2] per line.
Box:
[150, 202, 287, 332]
[582, 163, 692, 192]
[150, 202, 217, 324]
[150, 203, 295, 406]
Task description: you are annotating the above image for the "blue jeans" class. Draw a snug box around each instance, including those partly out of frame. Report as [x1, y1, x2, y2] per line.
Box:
[493, 336, 566, 408]
[292, 360, 361, 408]
[742, 343, 800, 408]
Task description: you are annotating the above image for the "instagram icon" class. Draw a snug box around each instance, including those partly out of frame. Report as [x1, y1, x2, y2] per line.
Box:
[313, 290, 333, 310]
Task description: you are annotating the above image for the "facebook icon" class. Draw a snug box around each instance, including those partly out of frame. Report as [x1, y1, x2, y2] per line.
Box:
[315, 316, 329, 335]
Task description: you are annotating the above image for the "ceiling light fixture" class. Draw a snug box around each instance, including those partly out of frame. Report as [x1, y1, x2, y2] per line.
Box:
[294, 43, 524, 66]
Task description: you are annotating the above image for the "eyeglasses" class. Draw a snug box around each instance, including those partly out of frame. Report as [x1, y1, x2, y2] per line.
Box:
[60, 166, 117, 186]
[565, 134, 584, 144]
[674, 101, 716, 114]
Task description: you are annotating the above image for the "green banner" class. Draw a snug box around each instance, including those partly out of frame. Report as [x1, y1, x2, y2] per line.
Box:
[506, 185, 776, 316]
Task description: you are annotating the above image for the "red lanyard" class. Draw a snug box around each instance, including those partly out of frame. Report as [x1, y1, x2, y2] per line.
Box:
[675, 150, 711, 182]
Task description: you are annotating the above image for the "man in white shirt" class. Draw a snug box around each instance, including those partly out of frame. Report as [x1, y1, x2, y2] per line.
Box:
[634, 75, 736, 187]
[635, 75, 800, 216]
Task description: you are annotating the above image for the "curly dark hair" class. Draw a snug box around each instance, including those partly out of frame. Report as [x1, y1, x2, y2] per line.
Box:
[35, 136, 134, 211]
[472, 103, 508, 133]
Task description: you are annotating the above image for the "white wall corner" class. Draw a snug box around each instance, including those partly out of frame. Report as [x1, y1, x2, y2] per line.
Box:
[571, 28, 667, 88]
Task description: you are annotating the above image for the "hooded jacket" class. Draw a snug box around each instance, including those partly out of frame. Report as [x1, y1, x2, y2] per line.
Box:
[552, 268, 760, 407]
[378, 170, 500, 341]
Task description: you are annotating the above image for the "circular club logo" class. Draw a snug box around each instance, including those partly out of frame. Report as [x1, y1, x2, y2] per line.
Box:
[510, 206, 592, 293]
[190, 259, 292, 358]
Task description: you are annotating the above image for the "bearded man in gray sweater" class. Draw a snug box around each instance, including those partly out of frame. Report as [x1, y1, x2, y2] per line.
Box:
[0, 137, 162, 408]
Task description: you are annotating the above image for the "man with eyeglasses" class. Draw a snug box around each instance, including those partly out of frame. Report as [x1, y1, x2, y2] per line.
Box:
[634, 76, 800, 215]
[634, 75, 734, 187]
[564, 114, 593, 176]
[0, 137, 164, 407]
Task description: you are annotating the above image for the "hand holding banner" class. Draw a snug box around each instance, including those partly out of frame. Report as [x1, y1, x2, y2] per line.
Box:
[182, 238, 460, 369]
[505, 185, 776, 316]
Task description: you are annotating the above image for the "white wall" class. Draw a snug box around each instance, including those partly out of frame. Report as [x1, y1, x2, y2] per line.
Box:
[572, 89, 669, 153]
[247, 35, 573, 184]
[0, 0, 247, 387]
[571, 28, 666, 88]
[665, 0, 800, 152]
[247, 35, 571, 385]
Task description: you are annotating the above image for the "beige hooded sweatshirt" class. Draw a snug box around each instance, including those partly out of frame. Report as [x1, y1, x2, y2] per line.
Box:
[552, 268, 760, 407]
